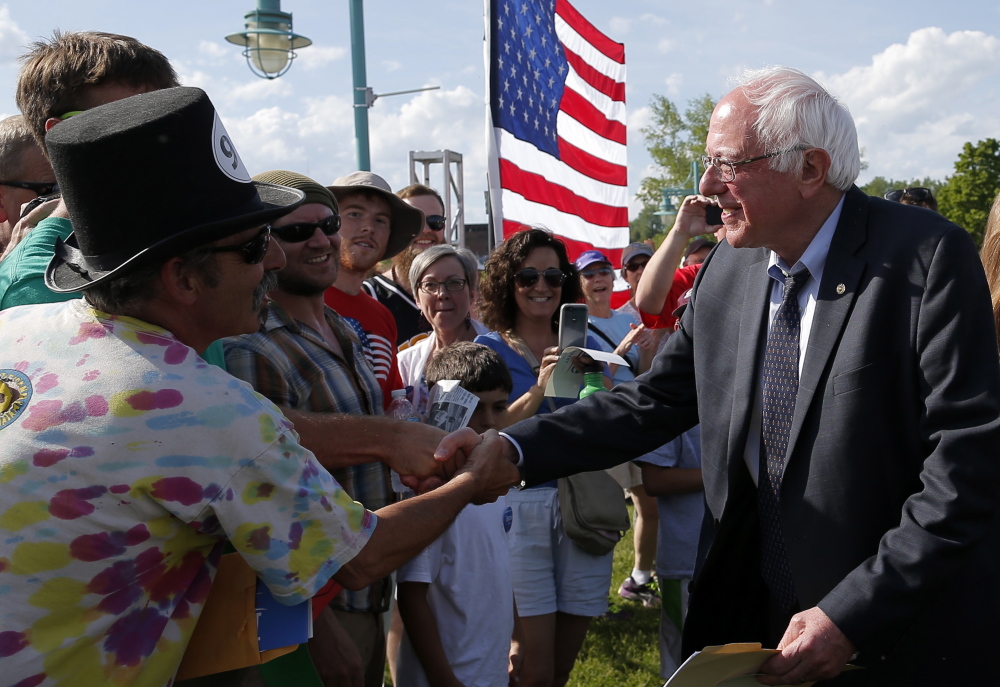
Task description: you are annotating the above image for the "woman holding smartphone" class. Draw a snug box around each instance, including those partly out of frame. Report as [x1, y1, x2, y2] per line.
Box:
[476, 227, 612, 687]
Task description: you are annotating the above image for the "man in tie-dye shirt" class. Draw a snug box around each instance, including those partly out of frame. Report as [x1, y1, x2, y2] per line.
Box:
[0, 87, 520, 687]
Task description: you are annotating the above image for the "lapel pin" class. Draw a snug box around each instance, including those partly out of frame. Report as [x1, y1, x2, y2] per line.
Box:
[836, 283, 846, 295]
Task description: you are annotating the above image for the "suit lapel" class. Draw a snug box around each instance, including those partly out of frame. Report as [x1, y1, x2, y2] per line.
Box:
[727, 251, 771, 484]
[785, 188, 870, 464]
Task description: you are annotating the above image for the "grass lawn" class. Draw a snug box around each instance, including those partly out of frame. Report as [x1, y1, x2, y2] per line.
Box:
[568, 505, 663, 687]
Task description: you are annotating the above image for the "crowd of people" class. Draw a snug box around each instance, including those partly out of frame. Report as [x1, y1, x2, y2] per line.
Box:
[1, 28, 999, 687]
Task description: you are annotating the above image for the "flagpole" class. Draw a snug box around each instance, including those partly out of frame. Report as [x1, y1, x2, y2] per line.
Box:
[349, 0, 371, 171]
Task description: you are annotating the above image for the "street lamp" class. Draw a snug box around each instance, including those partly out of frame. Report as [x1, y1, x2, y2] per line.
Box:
[657, 159, 703, 219]
[226, 0, 312, 80]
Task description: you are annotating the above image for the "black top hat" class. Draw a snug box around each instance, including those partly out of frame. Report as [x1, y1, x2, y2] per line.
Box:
[44, 87, 304, 292]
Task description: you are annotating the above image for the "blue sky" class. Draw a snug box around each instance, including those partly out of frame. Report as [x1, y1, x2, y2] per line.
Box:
[0, 1, 997, 223]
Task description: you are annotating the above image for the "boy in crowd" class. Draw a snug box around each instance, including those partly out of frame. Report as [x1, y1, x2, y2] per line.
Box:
[396, 342, 516, 687]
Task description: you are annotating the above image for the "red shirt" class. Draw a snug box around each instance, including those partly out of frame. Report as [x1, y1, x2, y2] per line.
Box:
[639, 263, 701, 330]
[324, 286, 404, 410]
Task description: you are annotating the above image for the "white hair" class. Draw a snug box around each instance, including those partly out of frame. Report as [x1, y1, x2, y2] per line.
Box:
[736, 66, 860, 191]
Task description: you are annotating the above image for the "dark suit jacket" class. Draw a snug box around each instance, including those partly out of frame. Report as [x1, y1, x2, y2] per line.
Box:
[506, 187, 1000, 684]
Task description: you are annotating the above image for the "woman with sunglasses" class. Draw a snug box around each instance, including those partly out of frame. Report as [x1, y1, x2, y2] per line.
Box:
[397, 244, 486, 416]
[476, 228, 612, 687]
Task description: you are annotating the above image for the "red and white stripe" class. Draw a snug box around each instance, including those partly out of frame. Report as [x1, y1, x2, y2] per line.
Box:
[487, 0, 629, 267]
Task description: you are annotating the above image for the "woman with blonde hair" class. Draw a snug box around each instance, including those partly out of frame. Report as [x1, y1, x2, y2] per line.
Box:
[980, 192, 1000, 338]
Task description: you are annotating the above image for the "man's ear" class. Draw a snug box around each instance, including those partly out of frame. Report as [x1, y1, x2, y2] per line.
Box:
[44, 118, 61, 133]
[158, 256, 203, 306]
[799, 148, 832, 199]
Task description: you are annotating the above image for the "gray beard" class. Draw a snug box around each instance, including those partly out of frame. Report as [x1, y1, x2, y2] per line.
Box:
[254, 270, 279, 324]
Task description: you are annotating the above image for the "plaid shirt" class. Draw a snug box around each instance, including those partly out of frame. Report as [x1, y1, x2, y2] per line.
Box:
[224, 301, 392, 612]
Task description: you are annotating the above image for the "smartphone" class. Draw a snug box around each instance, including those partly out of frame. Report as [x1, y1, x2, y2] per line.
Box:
[704, 204, 723, 226]
[558, 303, 589, 350]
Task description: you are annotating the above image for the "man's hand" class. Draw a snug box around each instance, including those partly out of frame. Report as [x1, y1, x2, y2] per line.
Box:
[0, 195, 65, 262]
[454, 429, 521, 504]
[756, 607, 856, 685]
[388, 421, 454, 493]
[673, 194, 721, 240]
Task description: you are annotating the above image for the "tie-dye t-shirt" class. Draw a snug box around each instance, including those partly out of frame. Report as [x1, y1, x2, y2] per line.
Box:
[0, 300, 376, 686]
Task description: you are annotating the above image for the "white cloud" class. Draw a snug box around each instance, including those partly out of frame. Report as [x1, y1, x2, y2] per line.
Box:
[228, 78, 295, 102]
[382, 59, 403, 73]
[627, 105, 652, 132]
[657, 38, 676, 55]
[663, 72, 683, 97]
[198, 41, 230, 60]
[609, 17, 631, 36]
[298, 45, 346, 70]
[818, 27, 1000, 183]
[0, 6, 29, 59]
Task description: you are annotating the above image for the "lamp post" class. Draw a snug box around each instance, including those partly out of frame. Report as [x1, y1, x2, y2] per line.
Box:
[228, 0, 439, 171]
[225, 0, 312, 80]
[656, 159, 703, 220]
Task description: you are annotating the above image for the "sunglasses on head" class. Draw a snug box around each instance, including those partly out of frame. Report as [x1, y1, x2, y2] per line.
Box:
[0, 180, 58, 197]
[624, 259, 649, 273]
[425, 214, 447, 231]
[272, 215, 341, 243]
[885, 187, 932, 203]
[581, 266, 613, 279]
[209, 225, 272, 264]
[514, 267, 566, 289]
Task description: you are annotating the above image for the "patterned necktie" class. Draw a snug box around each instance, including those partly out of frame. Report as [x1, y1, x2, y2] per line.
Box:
[758, 266, 810, 613]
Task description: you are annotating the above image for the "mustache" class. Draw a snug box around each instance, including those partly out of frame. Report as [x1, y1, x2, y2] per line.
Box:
[253, 270, 279, 317]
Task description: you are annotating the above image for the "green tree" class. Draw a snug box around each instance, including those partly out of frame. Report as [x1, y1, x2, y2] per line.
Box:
[629, 203, 663, 242]
[637, 93, 716, 208]
[937, 138, 1000, 245]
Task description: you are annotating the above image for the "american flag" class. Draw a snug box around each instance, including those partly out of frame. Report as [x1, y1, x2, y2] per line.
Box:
[486, 0, 629, 265]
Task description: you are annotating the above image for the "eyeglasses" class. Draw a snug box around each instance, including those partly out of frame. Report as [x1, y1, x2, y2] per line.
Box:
[885, 187, 933, 203]
[624, 259, 649, 273]
[580, 266, 613, 279]
[417, 278, 468, 295]
[209, 225, 272, 264]
[514, 268, 566, 289]
[425, 214, 447, 231]
[273, 215, 341, 243]
[0, 180, 58, 197]
[701, 148, 804, 183]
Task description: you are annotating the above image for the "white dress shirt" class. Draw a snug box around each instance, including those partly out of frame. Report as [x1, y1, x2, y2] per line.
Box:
[742, 195, 846, 484]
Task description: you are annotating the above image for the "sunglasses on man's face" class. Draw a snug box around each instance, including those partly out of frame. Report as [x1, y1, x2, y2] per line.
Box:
[425, 214, 447, 232]
[209, 225, 272, 264]
[273, 215, 341, 243]
[885, 187, 932, 203]
[514, 267, 566, 289]
[0, 180, 58, 197]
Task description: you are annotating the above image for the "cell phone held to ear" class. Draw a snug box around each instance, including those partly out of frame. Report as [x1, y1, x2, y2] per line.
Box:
[558, 303, 589, 351]
[704, 204, 723, 226]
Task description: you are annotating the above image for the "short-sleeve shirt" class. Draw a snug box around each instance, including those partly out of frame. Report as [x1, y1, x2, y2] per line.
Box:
[638, 263, 701, 330]
[325, 286, 403, 410]
[363, 273, 432, 350]
[223, 301, 391, 613]
[396, 499, 513, 687]
[0, 216, 73, 310]
[634, 425, 703, 579]
[0, 300, 374, 686]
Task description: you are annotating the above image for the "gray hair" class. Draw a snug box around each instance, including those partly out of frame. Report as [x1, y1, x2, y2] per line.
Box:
[737, 66, 860, 191]
[0, 116, 42, 180]
[84, 248, 220, 316]
[409, 244, 479, 294]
